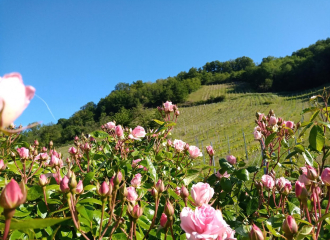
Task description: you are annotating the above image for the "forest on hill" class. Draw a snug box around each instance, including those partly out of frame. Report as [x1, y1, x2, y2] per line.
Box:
[21, 38, 330, 146]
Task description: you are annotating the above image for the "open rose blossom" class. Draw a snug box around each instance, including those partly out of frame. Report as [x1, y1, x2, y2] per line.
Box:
[191, 182, 214, 206]
[180, 204, 230, 240]
[206, 145, 215, 157]
[16, 147, 29, 159]
[127, 187, 138, 202]
[0, 179, 27, 209]
[188, 146, 203, 159]
[321, 167, 330, 186]
[0, 73, 35, 128]
[132, 126, 146, 138]
[261, 175, 275, 189]
[131, 173, 142, 188]
[104, 121, 116, 130]
[163, 101, 174, 112]
[173, 139, 186, 152]
[115, 125, 124, 138]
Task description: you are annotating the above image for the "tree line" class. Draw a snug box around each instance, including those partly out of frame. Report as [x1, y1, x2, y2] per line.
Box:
[21, 38, 330, 146]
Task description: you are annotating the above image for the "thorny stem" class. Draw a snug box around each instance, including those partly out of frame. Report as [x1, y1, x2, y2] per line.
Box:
[43, 186, 51, 212]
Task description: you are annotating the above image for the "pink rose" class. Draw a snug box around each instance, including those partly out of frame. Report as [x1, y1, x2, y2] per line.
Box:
[180, 205, 229, 240]
[76, 180, 83, 195]
[298, 174, 311, 186]
[131, 173, 142, 188]
[258, 113, 264, 122]
[175, 187, 181, 195]
[0, 159, 6, 171]
[226, 155, 236, 165]
[16, 147, 29, 159]
[321, 168, 330, 186]
[115, 125, 124, 138]
[275, 177, 290, 190]
[254, 130, 262, 140]
[52, 172, 62, 184]
[295, 181, 308, 201]
[206, 145, 215, 157]
[223, 225, 236, 240]
[188, 146, 203, 159]
[104, 122, 116, 130]
[60, 176, 70, 193]
[261, 175, 274, 189]
[132, 126, 146, 138]
[173, 139, 186, 152]
[132, 159, 142, 168]
[98, 181, 110, 196]
[68, 147, 77, 155]
[163, 101, 174, 112]
[269, 116, 277, 126]
[0, 73, 35, 128]
[127, 187, 138, 202]
[191, 182, 214, 206]
[285, 121, 294, 129]
[160, 213, 168, 227]
[49, 155, 60, 167]
[39, 174, 49, 186]
[0, 179, 26, 209]
[215, 170, 230, 179]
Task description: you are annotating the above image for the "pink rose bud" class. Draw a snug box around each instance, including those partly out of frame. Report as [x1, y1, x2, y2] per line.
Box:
[282, 182, 292, 196]
[167, 139, 172, 146]
[155, 179, 165, 193]
[282, 215, 298, 236]
[0, 179, 27, 209]
[321, 167, 330, 186]
[132, 126, 146, 138]
[34, 140, 39, 146]
[254, 130, 262, 140]
[160, 213, 168, 228]
[16, 147, 29, 159]
[206, 145, 215, 157]
[276, 177, 289, 191]
[39, 174, 49, 187]
[60, 176, 70, 193]
[82, 143, 91, 152]
[49, 140, 53, 147]
[132, 159, 142, 168]
[0, 73, 35, 128]
[306, 165, 318, 180]
[173, 139, 186, 152]
[49, 155, 60, 167]
[76, 180, 83, 195]
[298, 174, 311, 186]
[285, 121, 294, 129]
[164, 200, 174, 217]
[115, 125, 124, 138]
[184, 143, 190, 151]
[42, 147, 47, 152]
[0, 159, 6, 171]
[131, 204, 143, 219]
[114, 171, 123, 186]
[226, 155, 236, 165]
[163, 101, 174, 112]
[258, 113, 264, 122]
[74, 136, 79, 141]
[175, 110, 180, 116]
[180, 185, 189, 199]
[131, 173, 142, 188]
[68, 147, 77, 155]
[175, 187, 181, 195]
[269, 116, 277, 126]
[188, 146, 202, 159]
[249, 224, 264, 240]
[98, 181, 110, 196]
[191, 182, 214, 206]
[151, 187, 158, 199]
[295, 181, 308, 201]
[52, 172, 62, 184]
[215, 170, 230, 179]
[261, 175, 275, 189]
[127, 187, 138, 202]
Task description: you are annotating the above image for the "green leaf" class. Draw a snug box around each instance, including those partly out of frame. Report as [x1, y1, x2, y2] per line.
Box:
[235, 169, 249, 181]
[153, 119, 164, 125]
[27, 185, 43, 201]
[295, 225, 313, 240]
[302, 150, 314, 167]
[247, 197, 259, 216]
[183, 170, 200, 186]
[265, 220, 282, 237]
[265, 133, 277, 146]
[309, 125, 325, 152]
[286, 151, 298, 159]
[89, 130, 109, 138]
[83, 171, 95, 186]
[76, 205, 91, 222]
[6, 161, 23, 175]
[0, 217, 71, 230]
[301, 107, 318, 114]
[299, 122, 313, 138]
[294, 145, 305, 153]
[220, 178, 232, 192]
[318, 121, 330, 130]
[146, 156, 157, 182]
[9, 230, 25, 240]
[112, 233, 128, 240]
[287, 202, 300, 215]
[309, 110, 320, 122]
[246, 166, 259, 173]
[317, 211, 330, 223]
[78, 198, 102, 206]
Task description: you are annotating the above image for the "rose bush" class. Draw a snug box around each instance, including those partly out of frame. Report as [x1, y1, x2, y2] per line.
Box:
[0, 73, 330, 239]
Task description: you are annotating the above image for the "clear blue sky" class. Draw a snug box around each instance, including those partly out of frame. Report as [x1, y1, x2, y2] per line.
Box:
[1, 0, 329, 127]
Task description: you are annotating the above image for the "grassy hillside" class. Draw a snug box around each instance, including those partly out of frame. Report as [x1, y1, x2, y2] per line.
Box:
[172, 83, 330, 167]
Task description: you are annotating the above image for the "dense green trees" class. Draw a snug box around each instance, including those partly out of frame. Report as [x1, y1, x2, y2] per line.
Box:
[21, 38, 330, 146]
